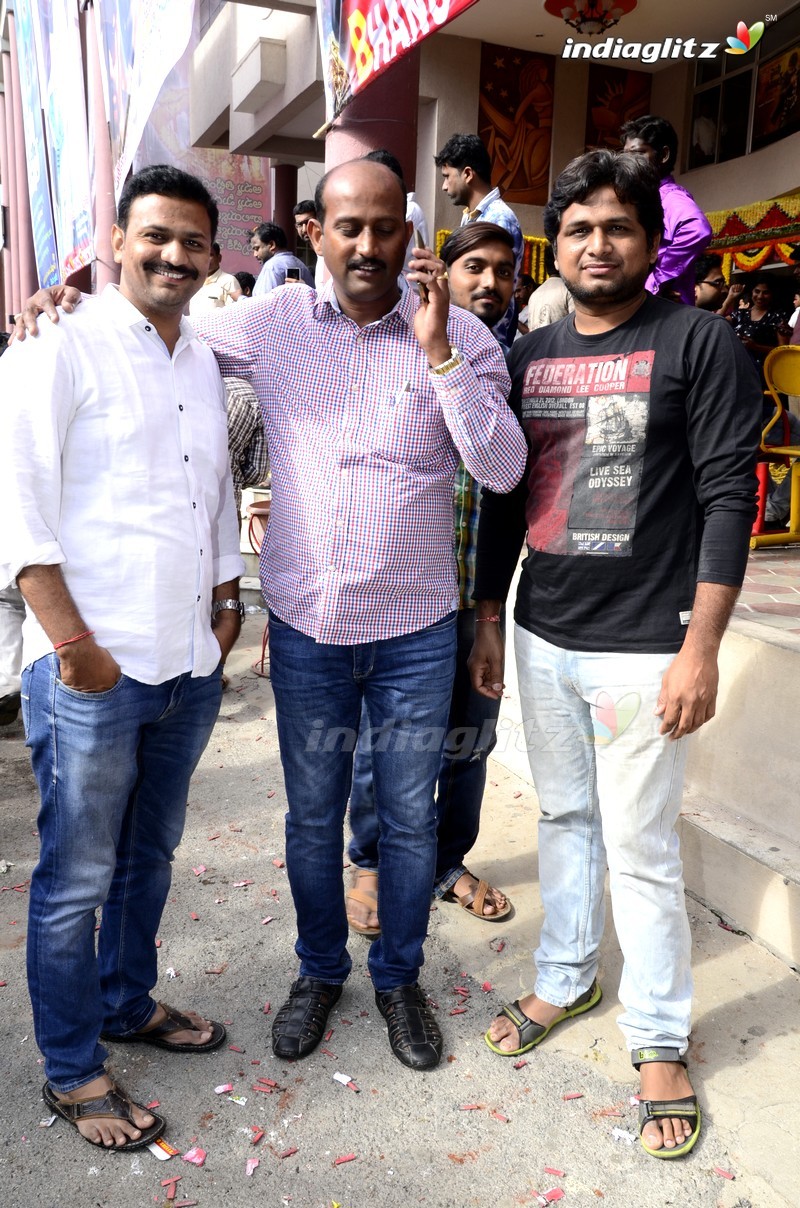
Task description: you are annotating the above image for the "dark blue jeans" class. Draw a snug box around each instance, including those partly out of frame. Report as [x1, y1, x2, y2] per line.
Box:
[268, 611, 456, 992]
[23, 654, 223, 1092]
[348, 609, 503, 895]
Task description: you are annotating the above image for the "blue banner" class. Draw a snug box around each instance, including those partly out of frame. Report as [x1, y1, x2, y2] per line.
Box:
[13, 0, 59, 287]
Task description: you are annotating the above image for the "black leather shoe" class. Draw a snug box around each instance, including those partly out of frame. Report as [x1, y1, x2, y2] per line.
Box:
[375, 983, 442, 1070]
[0, 692, 20, 726]
[272, 976, 343, 1060]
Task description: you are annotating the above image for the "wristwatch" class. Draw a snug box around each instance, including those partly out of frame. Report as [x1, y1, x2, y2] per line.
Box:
[212, 598, 245, 621]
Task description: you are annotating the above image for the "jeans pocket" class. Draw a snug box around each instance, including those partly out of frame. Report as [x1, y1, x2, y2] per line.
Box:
[55, 674, 126, 701]
[425, 610, 458, 633]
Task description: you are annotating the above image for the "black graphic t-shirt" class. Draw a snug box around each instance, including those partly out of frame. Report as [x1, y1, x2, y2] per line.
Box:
[475, 294, 762, 653]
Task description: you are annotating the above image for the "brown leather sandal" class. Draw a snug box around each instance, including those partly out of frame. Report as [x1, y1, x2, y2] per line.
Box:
[101, 1002, 226, 1052]
[442, 871, 513, 921]
[346, 867, 381, 938]
[42, 1081, 166, 1150]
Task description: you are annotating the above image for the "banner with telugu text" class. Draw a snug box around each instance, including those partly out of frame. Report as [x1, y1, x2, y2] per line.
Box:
[316, 0, 479, 123]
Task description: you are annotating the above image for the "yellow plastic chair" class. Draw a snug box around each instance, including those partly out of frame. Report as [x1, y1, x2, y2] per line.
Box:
[750, 345, 800, 549]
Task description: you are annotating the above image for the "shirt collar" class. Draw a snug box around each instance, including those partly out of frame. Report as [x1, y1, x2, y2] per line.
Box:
[463, 186, 501, 221]
[313, 276, 414, 329]
[101, 283, 195, 348]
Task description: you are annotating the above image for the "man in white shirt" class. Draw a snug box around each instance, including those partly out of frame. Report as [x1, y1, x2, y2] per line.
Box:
[189, 241, 242, 315]
[0, 165, 245, 1152]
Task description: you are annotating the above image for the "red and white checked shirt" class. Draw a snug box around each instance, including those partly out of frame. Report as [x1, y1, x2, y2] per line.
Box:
[193, 282, 526, 644]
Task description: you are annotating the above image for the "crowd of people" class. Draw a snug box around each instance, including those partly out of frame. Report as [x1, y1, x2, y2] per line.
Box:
[1, 113, 794, 1167]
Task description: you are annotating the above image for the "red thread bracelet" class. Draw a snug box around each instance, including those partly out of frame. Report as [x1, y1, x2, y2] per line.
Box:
[476, 615, 501, 623]
[53, 629, 95, 650]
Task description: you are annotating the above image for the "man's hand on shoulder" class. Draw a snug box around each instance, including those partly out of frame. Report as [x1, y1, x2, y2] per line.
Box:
[58, 639, 121, 693]
[12, 285, 82, 342]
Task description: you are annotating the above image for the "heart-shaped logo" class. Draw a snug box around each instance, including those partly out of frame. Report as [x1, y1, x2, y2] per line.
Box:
[591, 690, 640, 746]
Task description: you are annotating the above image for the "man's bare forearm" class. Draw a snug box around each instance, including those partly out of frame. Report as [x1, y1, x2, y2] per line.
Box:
[683, 581, 740, 656]
[17, 564, 88, 645]
[17, 564, 120, 690]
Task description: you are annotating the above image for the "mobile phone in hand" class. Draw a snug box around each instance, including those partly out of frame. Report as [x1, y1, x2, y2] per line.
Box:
[285, 267, 301, 282]
[414, 230, 429, 303]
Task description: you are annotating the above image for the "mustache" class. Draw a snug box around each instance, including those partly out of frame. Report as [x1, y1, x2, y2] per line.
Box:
[473, 289, 502, 303]
[144, 260, 200, 280]
[347, 257, 386, 272]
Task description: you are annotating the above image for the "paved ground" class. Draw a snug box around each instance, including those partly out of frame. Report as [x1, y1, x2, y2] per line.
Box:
[1, 625, 798, 1208]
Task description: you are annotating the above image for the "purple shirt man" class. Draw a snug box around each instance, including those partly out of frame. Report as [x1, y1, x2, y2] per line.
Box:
[646, 177, 713, 306]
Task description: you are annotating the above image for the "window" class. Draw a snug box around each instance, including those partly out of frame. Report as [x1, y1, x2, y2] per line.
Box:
[688, 5, 800, 168]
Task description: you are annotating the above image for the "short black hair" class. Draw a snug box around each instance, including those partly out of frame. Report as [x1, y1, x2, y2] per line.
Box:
[694, 253, 723, 284]
[293, 200, 316, 217]
[314, 159, 406, 227]
[117, 164, 219, 241]
[543, 150, 663, 251]
[363, 149, 406, 191]
[434, 133, 492, 184]
[440, 221, 514, 267]
[234, 270, 256, 296]
[254, 222, 288, 250]
[619, 114, 678, 175]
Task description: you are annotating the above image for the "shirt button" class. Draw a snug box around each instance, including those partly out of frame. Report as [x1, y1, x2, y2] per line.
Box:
[179, 404, 184, 411]
[184, 455, 189, 462]
[145, 325, 152, 332]
[193, 502, 197, 509]
[196, 595, 201, 602]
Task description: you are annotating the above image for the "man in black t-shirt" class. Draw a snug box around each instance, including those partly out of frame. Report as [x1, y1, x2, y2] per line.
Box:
[470, 151, 761, 1161]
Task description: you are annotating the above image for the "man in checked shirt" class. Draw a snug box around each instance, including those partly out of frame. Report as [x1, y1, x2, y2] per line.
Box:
[19, 158, 527, 1072]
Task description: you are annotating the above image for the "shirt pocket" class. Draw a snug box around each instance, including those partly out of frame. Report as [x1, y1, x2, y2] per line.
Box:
[372, 387, 450, 468]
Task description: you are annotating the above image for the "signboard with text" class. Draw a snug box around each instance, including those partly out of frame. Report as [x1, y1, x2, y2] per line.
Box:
[316, 0, 478, 123]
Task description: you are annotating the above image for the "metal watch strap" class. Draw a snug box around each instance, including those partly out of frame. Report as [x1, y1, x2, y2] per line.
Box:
[212, 598, 245, 621]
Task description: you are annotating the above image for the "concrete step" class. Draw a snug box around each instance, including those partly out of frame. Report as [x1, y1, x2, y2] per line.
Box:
[678, 788, 800, 969]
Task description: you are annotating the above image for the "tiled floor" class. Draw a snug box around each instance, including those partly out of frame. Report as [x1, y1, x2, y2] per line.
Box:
[735, 544, 800, 636]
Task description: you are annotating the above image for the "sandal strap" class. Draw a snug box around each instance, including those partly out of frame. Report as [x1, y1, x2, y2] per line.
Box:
[500, 1000, 546, 1048]
[631, 1045, 686, 1070]
[639, 1095, 699, 1128]
[346, 887, 378, 909]
[143, 1002, 196, 1040]
[55, 1085, 138, 1124]
[454, 877, 489, 911]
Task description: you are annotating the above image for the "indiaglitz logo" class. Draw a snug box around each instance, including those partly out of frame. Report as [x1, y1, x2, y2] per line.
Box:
[590, 691, 640, 746]
[562, 16, 769, 63]
[725, 20, 765, 54]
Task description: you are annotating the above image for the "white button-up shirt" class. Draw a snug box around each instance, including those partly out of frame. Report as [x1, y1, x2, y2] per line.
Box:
[0, 286, 244, 684]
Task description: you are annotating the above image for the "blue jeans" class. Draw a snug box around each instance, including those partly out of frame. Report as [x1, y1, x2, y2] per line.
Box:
[268, 611, 456, 993]
[348, 609, 503, 894]
[515, 626, 692, 1052]
[22, 654, 222, 1092]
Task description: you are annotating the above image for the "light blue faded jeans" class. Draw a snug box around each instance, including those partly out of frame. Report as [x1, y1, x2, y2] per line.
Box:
[515, 625, 692, 1053]
[23, 654, 223, 1092]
